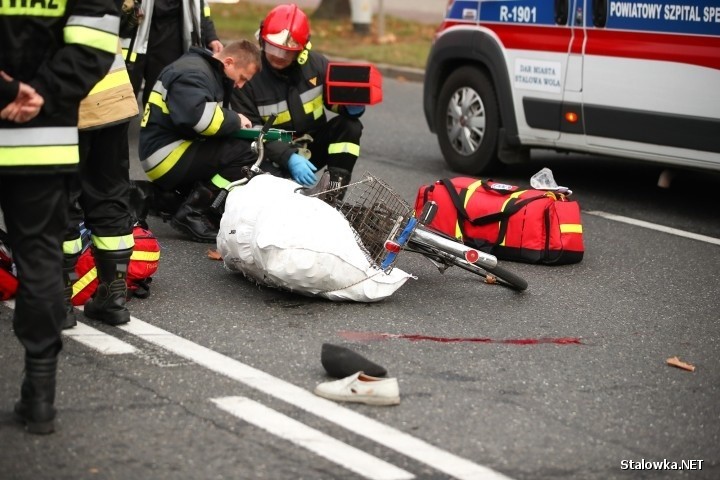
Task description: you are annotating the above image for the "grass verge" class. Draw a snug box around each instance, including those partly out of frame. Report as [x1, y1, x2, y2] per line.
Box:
[211, 2, 435, 70]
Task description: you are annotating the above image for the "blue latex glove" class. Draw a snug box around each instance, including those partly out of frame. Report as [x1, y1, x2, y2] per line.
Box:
[345, 105, 365, 116]
[287, 153, 317, 186]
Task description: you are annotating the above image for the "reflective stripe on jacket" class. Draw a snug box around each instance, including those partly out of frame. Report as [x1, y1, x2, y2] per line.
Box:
[0, 0, 119, 173]
[138, 47, 239, 180]
[78, 40, 139, 130]
[231, 50, 338, 166]
[121, 0, 218, 63]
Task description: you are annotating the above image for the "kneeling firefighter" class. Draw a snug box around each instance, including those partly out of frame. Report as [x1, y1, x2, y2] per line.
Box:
[231, 3, 367, 198]
[138, 40, 262, 242]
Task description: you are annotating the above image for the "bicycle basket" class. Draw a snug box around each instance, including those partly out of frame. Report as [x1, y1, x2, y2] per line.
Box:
[315, 172, 412, 271]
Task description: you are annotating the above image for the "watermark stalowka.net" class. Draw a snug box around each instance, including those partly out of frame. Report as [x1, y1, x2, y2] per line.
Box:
[621, 459, 703, 471]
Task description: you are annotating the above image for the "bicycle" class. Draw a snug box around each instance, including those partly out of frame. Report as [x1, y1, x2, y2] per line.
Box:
[312, 173, 528, 291]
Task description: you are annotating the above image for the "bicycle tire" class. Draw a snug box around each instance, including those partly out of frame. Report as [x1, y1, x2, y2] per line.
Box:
[407, 239, 527, 291]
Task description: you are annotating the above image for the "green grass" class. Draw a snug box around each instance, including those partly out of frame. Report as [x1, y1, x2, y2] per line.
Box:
[210, 2, 435, 70]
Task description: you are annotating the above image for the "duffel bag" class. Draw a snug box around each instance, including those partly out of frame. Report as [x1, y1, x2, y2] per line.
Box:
[72, 224, 161, 305]
[414, 177, 584, 265]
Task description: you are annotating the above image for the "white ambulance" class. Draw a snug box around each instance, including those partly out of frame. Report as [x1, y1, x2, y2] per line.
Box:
[422, 0, 720, 174]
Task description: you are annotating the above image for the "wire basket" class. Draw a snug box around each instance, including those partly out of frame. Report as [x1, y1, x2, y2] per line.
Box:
[315, 172, 412, 270]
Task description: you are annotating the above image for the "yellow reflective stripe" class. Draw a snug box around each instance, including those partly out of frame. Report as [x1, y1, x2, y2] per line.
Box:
[87, 69, 132, 95]
[455, 180, 484, 240]
[131, 250, 160, 262]
[64, 26, 118, 54]
[497, 190, 527, 247]
[0, 145, 78, 166]
[91, 234, 135, 251]
[63, 238, 83, 255]
[204, 5, 211, 16]
[560, 224, 583, 234]
[200, 105, 225, 135]
[72, 267, 97, 299]
[147, 91, 169, 114]
[303, 95, 324, 120]
[0, 0, 67, 16]
[124, 50, 137, 63]
[263, 110, 291, 125]
[146, 140, 192, 181]
[328, 142, 360, 156]
[211, 174, 229, 189]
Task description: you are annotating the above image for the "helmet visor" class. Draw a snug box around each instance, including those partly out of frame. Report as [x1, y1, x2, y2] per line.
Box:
[264, 42, 300, 61]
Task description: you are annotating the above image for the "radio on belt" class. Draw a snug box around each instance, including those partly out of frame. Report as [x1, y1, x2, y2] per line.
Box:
[325, 63, 382, 105]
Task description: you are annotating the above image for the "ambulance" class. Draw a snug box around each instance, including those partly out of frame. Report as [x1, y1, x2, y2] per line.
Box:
[422, 0, 720, 174]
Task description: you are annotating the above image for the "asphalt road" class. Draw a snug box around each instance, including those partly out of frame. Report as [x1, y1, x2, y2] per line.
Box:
[1, 77, 719, 480]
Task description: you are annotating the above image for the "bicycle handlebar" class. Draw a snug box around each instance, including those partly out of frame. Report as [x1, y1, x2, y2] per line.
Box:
[211, 114, 279, 211]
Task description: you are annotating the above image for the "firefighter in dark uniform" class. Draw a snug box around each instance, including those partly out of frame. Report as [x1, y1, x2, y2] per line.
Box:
[231, 3, 366, 193]
[138, 40, 261, 242]
[62, 37, 139, 330]
[0, 0, 119, 434]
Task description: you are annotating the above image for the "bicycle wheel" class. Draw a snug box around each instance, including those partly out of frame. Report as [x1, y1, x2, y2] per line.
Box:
[406, 240, 528, 291]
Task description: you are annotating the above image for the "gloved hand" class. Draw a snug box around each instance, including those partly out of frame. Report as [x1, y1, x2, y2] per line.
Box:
[345, 105, 365, 116]
[287, 153, 317, 186]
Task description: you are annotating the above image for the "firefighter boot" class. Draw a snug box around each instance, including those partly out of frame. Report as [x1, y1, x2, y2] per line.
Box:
[129, 180, 183, 226]
[170, 182, 219, 243]
[61, 253, 79, 330]
[326, 167, 352, 204]
[14, 356, 57, 435]
[83, 247, 133, 326]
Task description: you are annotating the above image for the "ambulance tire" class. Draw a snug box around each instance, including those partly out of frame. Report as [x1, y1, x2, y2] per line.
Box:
[435, 66, 501, 175]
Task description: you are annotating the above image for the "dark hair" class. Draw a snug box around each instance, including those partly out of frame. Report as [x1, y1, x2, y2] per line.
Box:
[220, 39, 262, 72]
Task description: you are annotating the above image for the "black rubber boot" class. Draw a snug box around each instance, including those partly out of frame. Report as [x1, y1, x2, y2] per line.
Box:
[14, 356, 57, 435]
[83, 247, 133, 326]
[61, 253, 79, 330]
[170, 182, 219, 243]
[129, 180, 184, 227]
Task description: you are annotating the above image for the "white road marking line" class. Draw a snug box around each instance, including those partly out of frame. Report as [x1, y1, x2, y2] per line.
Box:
[585, 210, 720, 246]
[213, 396, 414, 480]
[120, 317, 513, 480]
[1, 300, 137, 355]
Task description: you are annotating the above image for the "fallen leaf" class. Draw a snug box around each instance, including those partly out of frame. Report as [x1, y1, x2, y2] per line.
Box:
[666, 356, 695, 372]
[206, 249, 222, 260]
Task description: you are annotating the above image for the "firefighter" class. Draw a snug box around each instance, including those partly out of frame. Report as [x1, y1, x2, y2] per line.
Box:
[138, 40, 261, 242]
[62, 38, 140, 329]
[231, 3, 366, 194]
[121, 0, 223, 107]
[0, 0, 119, 434]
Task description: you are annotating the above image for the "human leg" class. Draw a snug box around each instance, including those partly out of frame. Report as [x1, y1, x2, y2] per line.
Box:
[78, 125, 135, 326]
[0, 174, 69, 434]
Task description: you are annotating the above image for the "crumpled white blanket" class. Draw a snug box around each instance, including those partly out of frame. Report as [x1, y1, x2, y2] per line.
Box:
[216, 175, 412, 302]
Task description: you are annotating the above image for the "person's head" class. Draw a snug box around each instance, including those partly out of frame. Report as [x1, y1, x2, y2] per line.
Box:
[259, 3, 310, 70]
[215, 40, 261, 88]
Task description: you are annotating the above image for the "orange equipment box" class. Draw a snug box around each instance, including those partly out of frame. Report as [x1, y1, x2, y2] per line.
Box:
[326, 63, 382, 105]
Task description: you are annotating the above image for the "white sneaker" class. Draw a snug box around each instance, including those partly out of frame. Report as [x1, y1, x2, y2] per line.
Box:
[314, 372, 400, 406]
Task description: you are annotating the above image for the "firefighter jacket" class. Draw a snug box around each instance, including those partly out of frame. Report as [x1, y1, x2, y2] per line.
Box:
[79, 40, 139, 131]
[138, 47, 240, 181]
[121, 0, 219, 65]
[0, 0, 119, 174]
[231, 50, 358, 167]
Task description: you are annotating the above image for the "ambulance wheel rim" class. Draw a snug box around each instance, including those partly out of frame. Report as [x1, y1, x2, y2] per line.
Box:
[445, 86, 486, 156]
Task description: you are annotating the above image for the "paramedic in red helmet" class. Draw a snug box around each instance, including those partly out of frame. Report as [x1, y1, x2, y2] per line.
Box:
[231, 3, 365, 192]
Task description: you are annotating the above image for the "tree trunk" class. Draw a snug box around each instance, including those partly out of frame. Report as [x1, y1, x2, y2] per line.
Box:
[312, 0, 351, 19]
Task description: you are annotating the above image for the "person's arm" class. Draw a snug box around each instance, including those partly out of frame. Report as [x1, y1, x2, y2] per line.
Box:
[0, 75, 19, 109]
[30, 0, 119, 118]
[231, 84, 294, 166]
[165, 70, 240, 137]
[201, 3, 222, 53]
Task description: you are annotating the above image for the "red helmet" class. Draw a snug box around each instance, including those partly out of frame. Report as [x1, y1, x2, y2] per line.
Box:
[260, 4, 310, 52]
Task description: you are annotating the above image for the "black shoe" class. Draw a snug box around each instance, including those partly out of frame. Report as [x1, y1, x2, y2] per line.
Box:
[14, 356, 57, 435]
[171, 206, 218, 243]
[84, 280, 130, 325]
[321, 343, 387, 378]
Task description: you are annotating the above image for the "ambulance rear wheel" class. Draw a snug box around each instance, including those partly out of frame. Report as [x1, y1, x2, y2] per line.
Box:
[435, 66, 501, 175]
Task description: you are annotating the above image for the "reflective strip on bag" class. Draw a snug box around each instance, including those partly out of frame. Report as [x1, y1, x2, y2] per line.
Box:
[72, 267, 97, 299]
[560, 224, 583, 234]
[131, 250, 160, 262]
